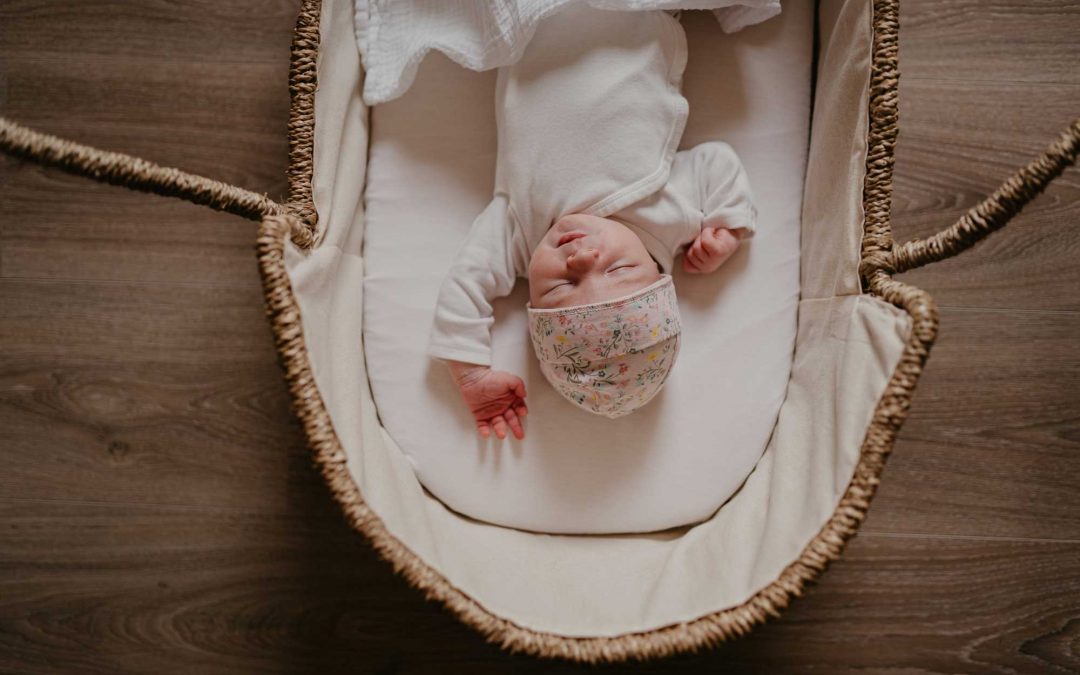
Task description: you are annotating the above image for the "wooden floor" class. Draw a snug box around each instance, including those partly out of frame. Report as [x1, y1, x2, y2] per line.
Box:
[2, 1, 1078, 672]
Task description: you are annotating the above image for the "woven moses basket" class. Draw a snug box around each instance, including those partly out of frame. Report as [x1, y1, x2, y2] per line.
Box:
[1, 0, 1077, 663]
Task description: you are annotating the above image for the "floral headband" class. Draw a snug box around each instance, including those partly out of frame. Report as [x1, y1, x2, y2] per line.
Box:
[527, 275, 681, 418]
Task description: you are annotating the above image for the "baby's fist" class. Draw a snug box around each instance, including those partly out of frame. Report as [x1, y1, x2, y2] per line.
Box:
[682, 227, 745, 275]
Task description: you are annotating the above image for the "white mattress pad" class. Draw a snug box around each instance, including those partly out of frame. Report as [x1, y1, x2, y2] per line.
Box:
[362, 7, 811, 534]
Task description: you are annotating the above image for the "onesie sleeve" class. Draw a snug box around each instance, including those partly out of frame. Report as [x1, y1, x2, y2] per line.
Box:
[674, 141, 757, 238]
[427, 195, 526, 366]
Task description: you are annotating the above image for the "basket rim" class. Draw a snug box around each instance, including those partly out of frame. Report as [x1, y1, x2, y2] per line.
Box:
[258, 0, 939, 663]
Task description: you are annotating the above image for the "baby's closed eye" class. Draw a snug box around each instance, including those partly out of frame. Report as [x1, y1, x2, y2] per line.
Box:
[544, 281, 572, 296]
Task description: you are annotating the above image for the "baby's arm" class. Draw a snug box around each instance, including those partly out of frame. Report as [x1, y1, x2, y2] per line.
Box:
[429, 196, 530, 439]
[675, 142, 757, 275]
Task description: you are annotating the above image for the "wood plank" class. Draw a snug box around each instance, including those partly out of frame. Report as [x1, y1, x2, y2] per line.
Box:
[10, 0, 1078, 88]
[10, 0, 1078, 87]
[716, 532, 1080, 675]
[1, 501, 1077, 672]
[0, 279, 318, 512]
[866, 307, 1080, 541]
[900, 0, 1080, 85]
[0, 362, 313, 513]
[0, 53, 291, 286]
[1, 279, 277, 365]
[890, 79, 1080, 311]
[0, 0, 301, 65]
[0, 167, 266, 288]
[0, 57, 291, 197]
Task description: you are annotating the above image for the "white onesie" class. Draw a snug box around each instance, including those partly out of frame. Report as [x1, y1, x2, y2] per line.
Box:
[427, 6, 757, 367]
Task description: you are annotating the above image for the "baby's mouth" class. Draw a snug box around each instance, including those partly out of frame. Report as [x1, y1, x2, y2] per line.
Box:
[557, 232, 586, 247]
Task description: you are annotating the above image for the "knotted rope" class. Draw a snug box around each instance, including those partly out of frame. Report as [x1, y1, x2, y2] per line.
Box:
[0, 116, 314, 248]
[862, 117, 1080, 278]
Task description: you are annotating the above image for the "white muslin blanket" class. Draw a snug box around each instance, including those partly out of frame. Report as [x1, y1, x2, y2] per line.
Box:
[354, 0, 782, 105]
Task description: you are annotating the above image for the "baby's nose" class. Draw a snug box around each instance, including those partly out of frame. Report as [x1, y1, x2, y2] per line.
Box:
[567, 248, 600, 272]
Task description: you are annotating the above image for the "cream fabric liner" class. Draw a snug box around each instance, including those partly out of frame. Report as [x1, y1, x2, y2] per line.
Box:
[361, 7, 808, 534]
[285, 0, 911, 637]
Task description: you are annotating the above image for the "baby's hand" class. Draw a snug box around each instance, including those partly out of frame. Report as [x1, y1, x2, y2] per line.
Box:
[447, 362, 528, 440]
[682, 227, 746, 275]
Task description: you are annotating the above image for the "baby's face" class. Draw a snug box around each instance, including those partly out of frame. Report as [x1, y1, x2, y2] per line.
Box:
[528, 214, 662, 309]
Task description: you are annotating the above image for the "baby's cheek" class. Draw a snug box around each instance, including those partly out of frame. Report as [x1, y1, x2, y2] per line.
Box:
[526, 257, 542, 287]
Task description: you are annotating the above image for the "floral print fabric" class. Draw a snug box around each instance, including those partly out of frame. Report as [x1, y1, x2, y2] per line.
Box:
[527, 275, 682, 418]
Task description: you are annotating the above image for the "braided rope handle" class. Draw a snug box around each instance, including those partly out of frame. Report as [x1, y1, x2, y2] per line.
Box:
[867, 117, 1080, 277]
[5, 108, 1076, 268]
[0, 116, 314, 248]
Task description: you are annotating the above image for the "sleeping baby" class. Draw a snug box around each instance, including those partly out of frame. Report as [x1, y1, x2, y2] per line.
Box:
[427, 5, 756, 439]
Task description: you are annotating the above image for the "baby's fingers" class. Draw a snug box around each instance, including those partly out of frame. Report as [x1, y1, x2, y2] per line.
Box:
[686, 239, 704, 267]
[477, 420, 492, 438]
[491, 416, 508, 440]
[504, 408, 525, 440]
[682, 247, 704, 274]
[700, 228, 723, 255]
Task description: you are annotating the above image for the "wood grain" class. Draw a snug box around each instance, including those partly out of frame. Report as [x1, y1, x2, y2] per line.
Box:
[0, 30, 291, 287]
[900, 0, 1080, 85]
[890, 79, 1080, 311]
[1, 501, 1078, 673]
[0, 0, 299, 65]
[0, 57, 291, 195]
[0, 279, 322, 512]
[0, 167, 266, 288]
[1, 279, 276, 364]
[867, 308, 1080, 540]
